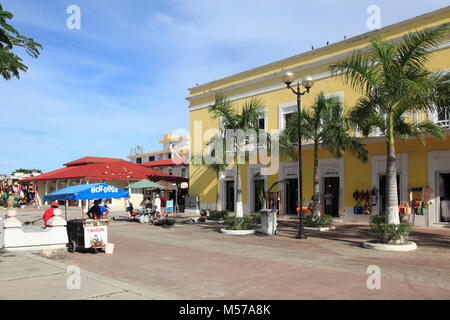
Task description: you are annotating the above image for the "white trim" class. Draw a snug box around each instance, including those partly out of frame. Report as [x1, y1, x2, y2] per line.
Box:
[188, 36, 450, 111]
[278, 101, 298, 131]
[247, 164, 269, 213]
[189, 72, 333, 112]
[278, 161, 299, 215]
[371, 153, 408, 215]
[319, 158, 345, 216]
[220, 166, 236, 213]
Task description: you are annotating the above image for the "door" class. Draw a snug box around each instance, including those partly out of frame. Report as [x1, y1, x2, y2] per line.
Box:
[439, 173, 450, 222]
[379, 174, 400, 215]
[254, 179, 265, 212]
[285, 178, 298, 215]
[225, 180, 235, 212]
[323, 177, 340, 217]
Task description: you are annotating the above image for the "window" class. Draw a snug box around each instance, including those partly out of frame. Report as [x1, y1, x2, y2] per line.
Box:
[258, 117, 265, 130]
[181, 168, 186, 177]
[168, 153, 172, 159]
[438, 107, 450, 128]
[169, 169, 173, 176]
[136, 158, 142, 164]
[149, 156, 155, 161]
[285, 113, 296, 127]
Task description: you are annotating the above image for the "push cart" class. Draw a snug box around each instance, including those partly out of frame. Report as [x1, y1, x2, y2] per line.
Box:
[44, 183, 129, 253]
[67, 219, 109, 253]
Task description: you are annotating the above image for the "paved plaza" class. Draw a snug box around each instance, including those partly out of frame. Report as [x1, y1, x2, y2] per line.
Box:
[1, 207, 449, 300]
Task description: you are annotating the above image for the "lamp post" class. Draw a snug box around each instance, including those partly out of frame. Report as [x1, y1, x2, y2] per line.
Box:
[282, 71, 314, 239]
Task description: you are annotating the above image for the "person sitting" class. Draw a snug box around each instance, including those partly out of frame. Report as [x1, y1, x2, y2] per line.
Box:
[42, 201, 59, 228]
[87, 200, 103, 220]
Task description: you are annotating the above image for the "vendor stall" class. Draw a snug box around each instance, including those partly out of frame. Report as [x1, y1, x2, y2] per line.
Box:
[44, 183, 129, 253]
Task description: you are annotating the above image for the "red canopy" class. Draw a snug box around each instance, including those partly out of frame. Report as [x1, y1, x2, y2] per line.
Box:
[20, 157, 187, 183]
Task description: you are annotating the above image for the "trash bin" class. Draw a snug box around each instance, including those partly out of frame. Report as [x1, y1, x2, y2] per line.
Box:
[260, 209, 278, 235]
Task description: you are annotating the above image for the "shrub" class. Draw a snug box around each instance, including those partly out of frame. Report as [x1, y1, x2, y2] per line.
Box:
[304, 214, 332, 228]
[369, 215, 412, 244]
[251, 212, 261, 224]
[208, 210, 227, 221]
[224, 216, 253, 230]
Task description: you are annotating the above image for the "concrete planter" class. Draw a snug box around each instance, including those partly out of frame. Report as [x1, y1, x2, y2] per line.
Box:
[219, 228, 256, 235]
[362, 240, 417, 252]
[304, 226, 336, 232]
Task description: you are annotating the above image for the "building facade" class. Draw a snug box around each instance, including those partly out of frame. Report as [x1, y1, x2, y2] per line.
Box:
[127, 134, 190, 178]
[188, 7, 450, 226]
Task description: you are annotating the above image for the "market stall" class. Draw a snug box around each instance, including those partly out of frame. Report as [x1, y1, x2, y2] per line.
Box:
[43, 183, 129, 253]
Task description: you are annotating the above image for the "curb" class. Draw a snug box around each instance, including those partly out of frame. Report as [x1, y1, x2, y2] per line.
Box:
[219, 228, 256, 235]
[304, 226, 336, 232]
[362, 241, 418, 252]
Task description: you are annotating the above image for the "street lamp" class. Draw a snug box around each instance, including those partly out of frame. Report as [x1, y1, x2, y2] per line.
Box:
[282, 71, 314, 239]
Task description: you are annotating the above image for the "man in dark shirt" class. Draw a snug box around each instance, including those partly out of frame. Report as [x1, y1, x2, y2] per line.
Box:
[87, 200, 103, 220]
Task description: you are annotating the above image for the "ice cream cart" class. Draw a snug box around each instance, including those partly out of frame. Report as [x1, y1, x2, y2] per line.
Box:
[44, 183, 129, 253]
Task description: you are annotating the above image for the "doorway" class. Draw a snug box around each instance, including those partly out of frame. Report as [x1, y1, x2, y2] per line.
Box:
[439, 173, 450, 222]
[379, 174, 400, 215]
[254, 179, 265, 212]
[225, 180, 234, 212]
[323, 177, 340, 217]
[285, 178, 298, 215]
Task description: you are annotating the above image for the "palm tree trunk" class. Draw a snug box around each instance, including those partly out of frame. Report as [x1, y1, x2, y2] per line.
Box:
[312, 139, 320, 216]
[216, 173, 222, 211]
[386, 113, 400, 225]
[235, 164, 243, 217]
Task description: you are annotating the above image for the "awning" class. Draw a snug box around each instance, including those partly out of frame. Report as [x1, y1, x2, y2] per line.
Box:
[124, 179, 164, 189]
[43, 183, 129, 202]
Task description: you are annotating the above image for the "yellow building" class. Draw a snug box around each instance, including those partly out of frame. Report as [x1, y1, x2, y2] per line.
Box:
[187, 7, 450, 226]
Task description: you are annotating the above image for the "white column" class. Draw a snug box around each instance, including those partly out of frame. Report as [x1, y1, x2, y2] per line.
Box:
[85, 179, 90, 210]
[78, 179, 82, 207]
[45, 181, 48, 205]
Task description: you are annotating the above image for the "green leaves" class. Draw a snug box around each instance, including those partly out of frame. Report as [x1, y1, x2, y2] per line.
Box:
[0, 3, 42, 80]
[332, 24, 449, 146]
[279, 91, 369, 162]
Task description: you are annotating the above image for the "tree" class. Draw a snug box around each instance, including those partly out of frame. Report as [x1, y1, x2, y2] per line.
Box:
[280, 92, 369, 217]
[192, 135, 228, 211]
[330, 24, 450, 225]
[12, 168, 42, 175]
[208, 94, 266, 217]
[0, 3, 42, 80]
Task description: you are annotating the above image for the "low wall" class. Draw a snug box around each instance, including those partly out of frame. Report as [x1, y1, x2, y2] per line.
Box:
[1, 209, 68, 251]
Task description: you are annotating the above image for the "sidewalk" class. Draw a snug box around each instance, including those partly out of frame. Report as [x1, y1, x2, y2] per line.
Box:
[0, 250, 173, 300]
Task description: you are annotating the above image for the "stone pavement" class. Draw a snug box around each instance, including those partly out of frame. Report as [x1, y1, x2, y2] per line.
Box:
[1, 207, 450, 300]
[56, 218, 450, 300]
[0, 250, 171, 300]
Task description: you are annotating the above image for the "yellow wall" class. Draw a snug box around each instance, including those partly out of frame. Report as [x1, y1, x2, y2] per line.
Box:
[188, 7, 450, 212]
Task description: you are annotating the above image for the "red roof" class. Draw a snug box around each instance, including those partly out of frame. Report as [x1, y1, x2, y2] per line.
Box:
[142, 158, 186, 167]
[64, 156, 123, 167]
[20, 158, 187, 183]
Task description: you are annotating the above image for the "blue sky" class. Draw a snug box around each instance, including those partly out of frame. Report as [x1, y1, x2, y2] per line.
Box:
[0, 0, 448, 173]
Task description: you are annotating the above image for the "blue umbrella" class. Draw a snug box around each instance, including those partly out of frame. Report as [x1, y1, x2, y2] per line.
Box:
[44, 183, 129, 202]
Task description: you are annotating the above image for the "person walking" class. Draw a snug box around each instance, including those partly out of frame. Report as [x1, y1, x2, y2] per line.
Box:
[154, 194, 161, 218]
[125, 197, 133, 217]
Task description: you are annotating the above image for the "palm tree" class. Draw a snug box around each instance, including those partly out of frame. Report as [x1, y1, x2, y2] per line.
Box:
[192, 135, 228, 211]
[208, 94, 266, 217]
[330, 24, 449, 224]
[280, 92, 369, 217]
